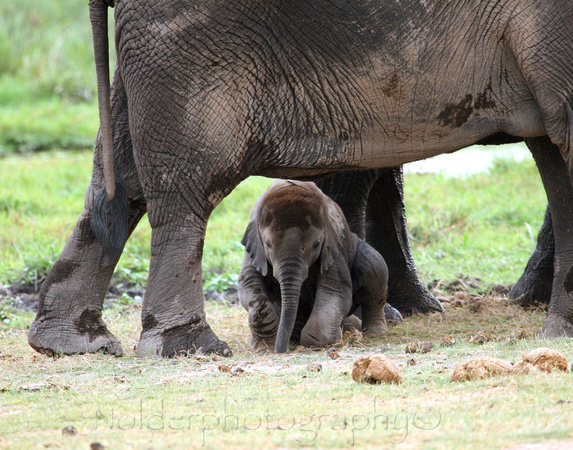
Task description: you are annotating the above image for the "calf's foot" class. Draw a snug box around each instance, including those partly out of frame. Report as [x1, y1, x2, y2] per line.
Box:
[362, 320, 388, 337]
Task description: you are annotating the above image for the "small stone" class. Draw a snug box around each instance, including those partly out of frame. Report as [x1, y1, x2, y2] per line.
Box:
[306, 362, 322, 372]
[194, 354, 210, 362]
[469, 331, 491, 345]
[407, 358, 416, 366]
[231, 366, 245, 376]
[218, 364, 231, 373]
[61, 426, 77, 437]
[90, 443, 105, 450]
[327, 347, 341, 359]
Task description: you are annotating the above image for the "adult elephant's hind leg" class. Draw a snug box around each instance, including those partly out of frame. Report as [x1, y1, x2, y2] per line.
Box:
[509, 206, 554, 306]
[317, 168, 443, 316]
[528, 137, 573, 336]
[28, 200, 145, 356]
[28, 71, 146, 356]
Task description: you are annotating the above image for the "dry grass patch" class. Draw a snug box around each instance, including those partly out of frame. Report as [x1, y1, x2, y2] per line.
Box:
[0, 293, 572, 448]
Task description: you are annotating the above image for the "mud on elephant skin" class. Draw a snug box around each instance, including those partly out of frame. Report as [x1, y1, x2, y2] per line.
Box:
[29, 0, 573, 357]
[238, 180, 390, 353]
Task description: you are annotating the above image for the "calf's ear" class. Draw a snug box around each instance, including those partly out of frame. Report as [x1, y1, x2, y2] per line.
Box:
[241, 210, 268, 277]
[320, 197, 347, 273]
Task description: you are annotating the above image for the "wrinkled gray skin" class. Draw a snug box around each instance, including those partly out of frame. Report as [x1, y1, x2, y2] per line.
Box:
[510, 206, 555, 306]
[317, 167, 444, 316]
[28, 0, 573, 358]
[238, 180, 389, 353]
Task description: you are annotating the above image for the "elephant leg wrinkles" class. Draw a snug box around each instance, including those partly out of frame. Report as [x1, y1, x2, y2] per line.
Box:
[238, 257, 280, 354]
[300, 271, 352, 348]
[131, 130, 243, 357]
[528, 137, 573, 337]
[510, 206, 554, 305]
[28, 70, 146, 356]
[136, 182, 236, 357]
[351, 240, 388, 336]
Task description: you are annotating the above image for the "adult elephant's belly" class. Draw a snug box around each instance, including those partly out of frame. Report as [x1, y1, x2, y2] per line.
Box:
[254, 105, 545, 180]
[357, 111, 545, 169]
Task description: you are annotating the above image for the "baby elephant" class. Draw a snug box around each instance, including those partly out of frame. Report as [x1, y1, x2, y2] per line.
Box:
[239, 180, 389, 353]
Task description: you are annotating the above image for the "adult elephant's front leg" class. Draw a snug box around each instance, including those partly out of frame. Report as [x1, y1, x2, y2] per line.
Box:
[137, 220, 230, 357]
[528, 137, 573, 337]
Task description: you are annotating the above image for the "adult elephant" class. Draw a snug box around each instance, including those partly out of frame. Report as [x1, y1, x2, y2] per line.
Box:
[29, 0, 573, 357]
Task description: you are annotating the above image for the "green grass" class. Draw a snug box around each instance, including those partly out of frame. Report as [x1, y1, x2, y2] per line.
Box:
[0, 149, 546, 292]
[0, 150, 273, 289]
[0, 0, 110, 153]
[406, 155, 546, 287]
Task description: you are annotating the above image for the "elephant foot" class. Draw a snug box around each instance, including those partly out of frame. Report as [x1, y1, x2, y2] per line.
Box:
[342, 314, 363, 331]
[248, 336, 275, 354]
[343, 314, 390, 335]
[363, 320, 388, 337]
[389, 280, 444, 316]
[300, 326, 342, 349]
[384, 303, 403, 324]
[28, 313, 123, 357]
[542, 314, 573, 338]
[138, 315, 231, 358]
[509, 270, 553, 306]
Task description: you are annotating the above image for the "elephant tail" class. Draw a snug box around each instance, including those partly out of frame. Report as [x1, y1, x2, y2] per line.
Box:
[89, 0, 128, 261]
[92, 176, 128, 263]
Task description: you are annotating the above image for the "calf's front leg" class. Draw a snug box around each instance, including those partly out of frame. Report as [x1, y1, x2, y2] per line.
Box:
[238, 257, 280, 354]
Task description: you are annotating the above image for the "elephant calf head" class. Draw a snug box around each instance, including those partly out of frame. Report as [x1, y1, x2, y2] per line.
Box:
[239, 180, 389, 353]
[243, 180, 345, 279]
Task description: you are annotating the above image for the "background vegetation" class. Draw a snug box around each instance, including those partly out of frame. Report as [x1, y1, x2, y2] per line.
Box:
[0, 0, 548, 290]
[0, 0, 105, 154]
[1, 1, 571, 449]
